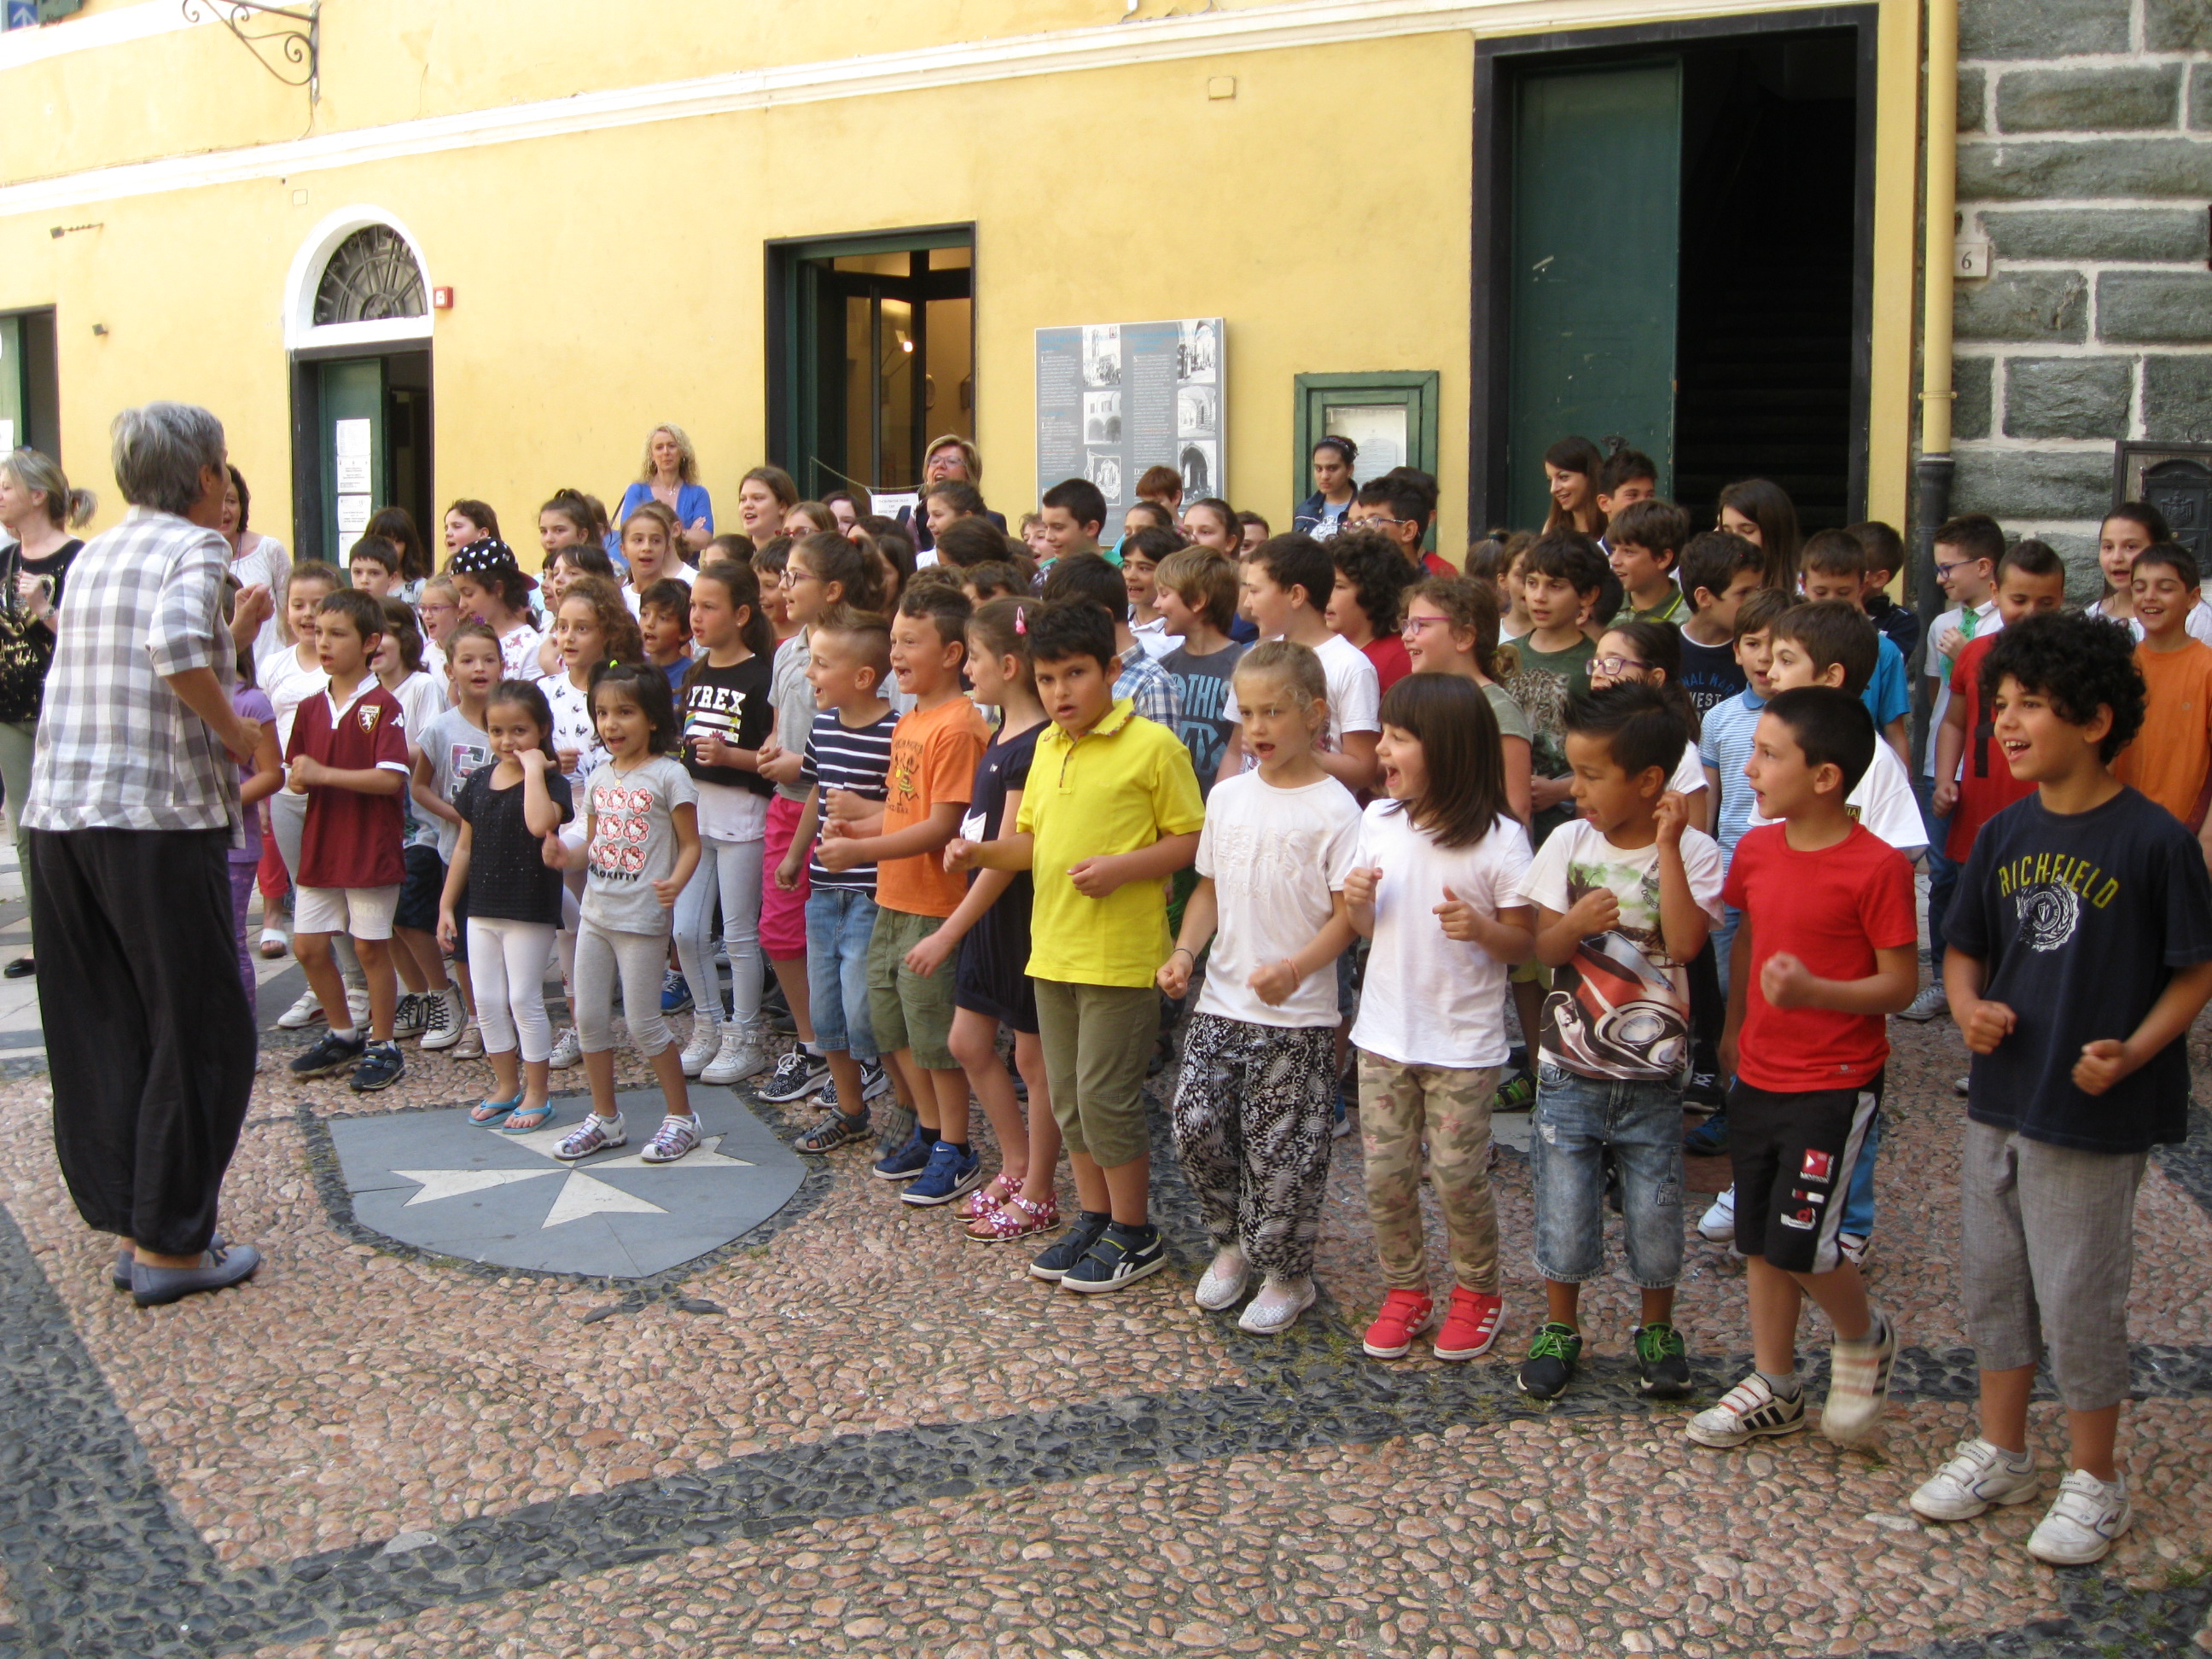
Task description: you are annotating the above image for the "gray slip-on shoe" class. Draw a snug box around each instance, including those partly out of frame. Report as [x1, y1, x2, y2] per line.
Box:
[114, 1234, 225, 1291]
[130, 1243, 261, 1307]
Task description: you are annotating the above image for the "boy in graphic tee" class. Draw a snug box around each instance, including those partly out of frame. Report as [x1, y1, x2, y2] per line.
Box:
[1511, 685, 1724, 1403]
[1915, 614, 2212, 1566]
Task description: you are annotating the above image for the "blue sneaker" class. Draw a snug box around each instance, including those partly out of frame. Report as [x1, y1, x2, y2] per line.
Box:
[1684, 1113, 1730, 1156]
[871, 1127, 935, 1181]
[900, 1139, 983, 1207]
[661, 968, 693, 1016]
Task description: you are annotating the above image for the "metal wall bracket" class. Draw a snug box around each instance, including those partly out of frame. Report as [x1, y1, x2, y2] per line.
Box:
[181, 0, 318, 101]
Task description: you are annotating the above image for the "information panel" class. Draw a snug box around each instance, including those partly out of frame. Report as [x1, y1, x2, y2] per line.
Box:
[1036, 317, 1223, 518]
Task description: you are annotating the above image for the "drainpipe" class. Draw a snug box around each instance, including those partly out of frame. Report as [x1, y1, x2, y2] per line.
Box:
[1912, 0, 1959, 765]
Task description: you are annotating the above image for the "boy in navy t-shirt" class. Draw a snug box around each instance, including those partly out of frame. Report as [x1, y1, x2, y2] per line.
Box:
[1913, 614, 2212, 1566]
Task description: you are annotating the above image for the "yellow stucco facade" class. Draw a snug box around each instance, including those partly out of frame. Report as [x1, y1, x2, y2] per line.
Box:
[0, 0, 1929, 555]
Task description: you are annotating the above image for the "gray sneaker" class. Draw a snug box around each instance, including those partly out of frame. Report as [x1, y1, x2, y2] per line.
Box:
[1897, 982, 1949, 1022]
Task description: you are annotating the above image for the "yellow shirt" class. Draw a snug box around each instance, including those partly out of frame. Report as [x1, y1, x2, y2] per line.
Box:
[1016, 699, 1206, 988]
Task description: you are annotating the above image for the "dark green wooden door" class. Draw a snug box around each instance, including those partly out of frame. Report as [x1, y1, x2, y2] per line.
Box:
[1506, 61, 1682, 530]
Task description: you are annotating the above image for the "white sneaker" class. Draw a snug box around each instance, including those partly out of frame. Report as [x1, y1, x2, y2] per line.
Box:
[1686, 1372, 1807, 1447]
[701, 1025, 770, 1086]
[418, 987, 466, 1051]
[390, 992, 428, 1039]
[679, 1016, 721, 1078]
[345, 987, 373, 1028]
[1821, 1313, 1897, 1446]
[2027, 1470, 2132, 1565]
[276, 987, 324, 1030]
[1897, 982, 1949, 1022]
[547, 1026, 582, 1069]
[1698, 1186, 1737, 1243]
[1839, 1231, 1871, 1266]
[1194, 1245, 1249, 1311]
[1238, 1274, 1316, 1334]
[1909, 1438, 2040, 1522]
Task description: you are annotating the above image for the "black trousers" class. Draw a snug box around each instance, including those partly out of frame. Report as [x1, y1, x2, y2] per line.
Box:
[31, 827, 255, 1255]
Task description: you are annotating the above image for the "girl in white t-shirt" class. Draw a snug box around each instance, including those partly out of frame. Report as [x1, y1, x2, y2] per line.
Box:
[1589, 620, 1708, 806]
[1345, 673, 1534, 1366]
[1158, 642, 1363, 1334]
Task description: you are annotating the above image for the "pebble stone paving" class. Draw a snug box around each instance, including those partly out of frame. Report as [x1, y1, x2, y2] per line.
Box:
[3, 992, 2212, 1656]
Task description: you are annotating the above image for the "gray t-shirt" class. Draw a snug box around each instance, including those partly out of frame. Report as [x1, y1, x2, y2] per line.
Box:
[580, 754, 698, 934]
[417, 705, 494, 859]
[770, 631, 814, 803]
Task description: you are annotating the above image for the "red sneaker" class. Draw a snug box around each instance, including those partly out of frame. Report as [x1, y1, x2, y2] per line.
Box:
[1361, 1289, 1435, 1359]
[1432, 1288, 1504, 1360]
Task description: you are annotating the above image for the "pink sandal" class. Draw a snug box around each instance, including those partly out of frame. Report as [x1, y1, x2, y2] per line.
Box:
[960, 1169, 1022, 1221]
[965, 1191, 1059, 1243]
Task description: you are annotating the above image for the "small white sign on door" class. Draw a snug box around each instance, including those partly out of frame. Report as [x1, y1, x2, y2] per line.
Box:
[335, 494, 373, 538]
[334, 416, 373, 494]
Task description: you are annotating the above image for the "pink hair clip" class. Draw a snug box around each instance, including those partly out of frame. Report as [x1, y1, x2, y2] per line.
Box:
[1014, 606, 1027, 635]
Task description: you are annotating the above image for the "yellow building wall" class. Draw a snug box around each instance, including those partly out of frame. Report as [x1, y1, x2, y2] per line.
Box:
[0, 0, 1923, 557]
[0, 29, 1476, 553]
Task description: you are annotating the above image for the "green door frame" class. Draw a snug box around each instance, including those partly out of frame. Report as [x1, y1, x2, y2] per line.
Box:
[765, 224, 974, 499]
[1293, 370, 1441, 543]
[0, 307, 61, 460]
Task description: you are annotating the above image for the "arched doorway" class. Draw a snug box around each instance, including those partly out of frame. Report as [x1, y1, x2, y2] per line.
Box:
[284, 210, 435, 563]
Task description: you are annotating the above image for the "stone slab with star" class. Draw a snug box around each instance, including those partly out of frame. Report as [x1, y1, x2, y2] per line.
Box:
[328, 1086, 807, 1278]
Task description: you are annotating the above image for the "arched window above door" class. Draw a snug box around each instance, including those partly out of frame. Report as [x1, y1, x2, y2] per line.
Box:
[312, 226, 426, 327]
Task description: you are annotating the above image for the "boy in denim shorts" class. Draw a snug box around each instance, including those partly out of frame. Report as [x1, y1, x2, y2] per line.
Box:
[1511, 684, 1725, 1400]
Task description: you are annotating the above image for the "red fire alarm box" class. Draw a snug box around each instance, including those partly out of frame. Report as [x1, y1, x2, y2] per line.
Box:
[432, 287, 454, 310]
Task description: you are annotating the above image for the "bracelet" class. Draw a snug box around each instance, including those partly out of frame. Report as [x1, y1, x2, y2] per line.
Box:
[1170, 946, 1196, 962]
[1281, 958, 1299, 980]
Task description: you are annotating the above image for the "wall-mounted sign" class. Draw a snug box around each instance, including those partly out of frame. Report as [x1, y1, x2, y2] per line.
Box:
[1036, 317, 1223, 517]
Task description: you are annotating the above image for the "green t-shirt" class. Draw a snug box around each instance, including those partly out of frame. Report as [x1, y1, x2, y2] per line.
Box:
[1613, 586, 1687, 626]
[1511, 632, 1596, 845]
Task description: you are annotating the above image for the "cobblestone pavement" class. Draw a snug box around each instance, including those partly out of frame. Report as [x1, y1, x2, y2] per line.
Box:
[3, 1008, 2212, 1656]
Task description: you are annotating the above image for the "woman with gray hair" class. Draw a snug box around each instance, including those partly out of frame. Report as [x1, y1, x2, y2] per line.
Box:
[24, 401, 267, 1307]
[0, 448, 96, 979]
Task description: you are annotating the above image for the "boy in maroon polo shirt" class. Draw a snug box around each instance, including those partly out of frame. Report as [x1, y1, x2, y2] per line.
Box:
[1690, 686, 1919, 1453]
[286, 589, 413, 1092]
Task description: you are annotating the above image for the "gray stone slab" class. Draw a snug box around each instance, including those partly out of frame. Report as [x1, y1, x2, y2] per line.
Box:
[326, 1086, 806, 1278]
[1995, 64, 2182, 133]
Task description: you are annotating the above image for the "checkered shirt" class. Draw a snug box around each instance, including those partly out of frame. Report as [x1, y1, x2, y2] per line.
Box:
[25, 507, 242, 841]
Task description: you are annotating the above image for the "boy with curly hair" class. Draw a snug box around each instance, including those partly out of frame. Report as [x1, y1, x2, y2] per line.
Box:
[1914, 614, 2212, 1564]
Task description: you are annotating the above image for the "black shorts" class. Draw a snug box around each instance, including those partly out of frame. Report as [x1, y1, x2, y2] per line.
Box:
[1727, 1074, 1882, 1275]
[393, 844, 447, 934]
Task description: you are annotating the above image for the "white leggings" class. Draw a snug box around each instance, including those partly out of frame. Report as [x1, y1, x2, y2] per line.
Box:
[463, 916, 557, 1062]
[674, 834, 765, 1027]
[574, 916, 675, 1058]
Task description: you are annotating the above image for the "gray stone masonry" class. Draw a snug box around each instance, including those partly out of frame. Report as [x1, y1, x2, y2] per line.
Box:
[1956, 0, 2212, 596]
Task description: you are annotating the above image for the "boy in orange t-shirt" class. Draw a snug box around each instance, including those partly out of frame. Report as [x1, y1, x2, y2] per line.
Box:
[2114, 543, 2212, 870]
[816, 585, 992, 1201]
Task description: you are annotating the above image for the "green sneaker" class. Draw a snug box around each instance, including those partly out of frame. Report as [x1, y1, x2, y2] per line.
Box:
[1493, 1068, 1538, 1113]
[1516, 1322, 1581, 1400]
[1634, 1321, 1691, 1399]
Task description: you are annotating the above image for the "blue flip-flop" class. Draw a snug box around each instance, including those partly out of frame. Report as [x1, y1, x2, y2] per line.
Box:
[469, 1090, 525, 1125]
[503, 1098, 556, 1134]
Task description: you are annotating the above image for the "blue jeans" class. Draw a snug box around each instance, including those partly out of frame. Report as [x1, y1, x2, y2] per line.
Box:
[1530, 1067, 1685, 1289]
[1840, 1106, 1882, 1238]
[805, 885, 879, 1063]
[1912, 772, 1955, 963]
[1713, 904, 1743, 998]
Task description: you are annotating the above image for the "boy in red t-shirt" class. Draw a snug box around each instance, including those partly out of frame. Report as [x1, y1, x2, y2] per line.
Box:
[285, 590, 413, 1093]
[1934, 540, 2069, 864]
[1691, 687, 1918, 1453]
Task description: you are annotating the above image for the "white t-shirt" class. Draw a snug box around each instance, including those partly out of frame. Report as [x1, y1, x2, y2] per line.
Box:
[230, 533, 292, 668]
[1748, 736, 1926, 854]
[1513, 818, 1726, 1081]
[387, 668, 446, 747]
[1669, 738, 1705, 797]
[497, 622, 544, 682]
[261, 640, 327, 754]
[1223, 631, 1382, 767]
[1349, 801, 1533, 1069]
[1130, 614, 1177, 660]
[1193, 771, 1363, 1029]
[536, 671, 603, 795]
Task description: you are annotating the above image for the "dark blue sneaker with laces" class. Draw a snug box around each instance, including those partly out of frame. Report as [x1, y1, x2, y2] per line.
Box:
[661, 968, 693, 1016]
[1061, 1221, 1167, 1294]
[290, 1028, 366, 1079]
[900, 1139, 983, 1207]
[1030, 1209, 1111, 1282]
[348, 1039, 405, 1093]
[1684, 1113, 1730, 1156]
[871, 1126, 934, 1181]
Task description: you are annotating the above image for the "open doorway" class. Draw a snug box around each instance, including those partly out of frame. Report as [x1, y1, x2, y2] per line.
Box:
[1473, 10, 1874, 534]
[0, 308, 60, 460]
[767, 229, 975, 504]
[289, 349, 434, 564]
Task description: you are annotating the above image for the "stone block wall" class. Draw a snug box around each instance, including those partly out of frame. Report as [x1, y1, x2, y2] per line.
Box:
[1954, 0, 2212, 594]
